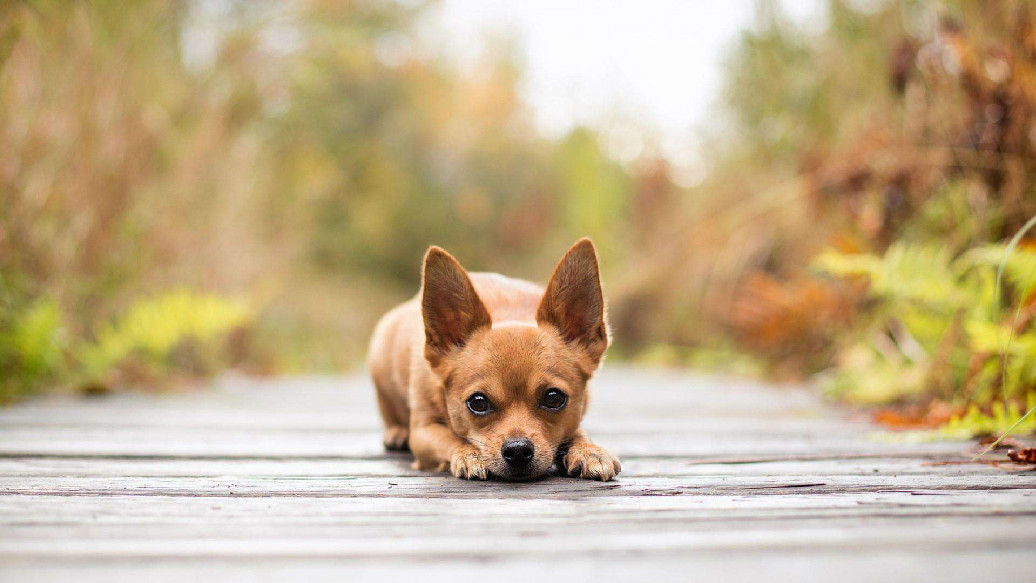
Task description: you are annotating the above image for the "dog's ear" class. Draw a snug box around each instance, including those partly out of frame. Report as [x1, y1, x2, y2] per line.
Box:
[421, 246, 492, 366]
[537, 238, 608, 364]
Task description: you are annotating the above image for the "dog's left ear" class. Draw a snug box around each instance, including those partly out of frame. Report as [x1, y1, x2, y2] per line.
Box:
[537, 238, 609, 365]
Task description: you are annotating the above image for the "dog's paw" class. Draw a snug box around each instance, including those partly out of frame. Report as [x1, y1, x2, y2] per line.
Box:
[411, 457, 448, 472]
[450, 446, 489, 480]
[383, 426, 409, 451]
[564, 442, 621, 481]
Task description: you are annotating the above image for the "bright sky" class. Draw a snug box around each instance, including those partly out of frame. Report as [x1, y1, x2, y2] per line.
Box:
[423, 0, 822, 185]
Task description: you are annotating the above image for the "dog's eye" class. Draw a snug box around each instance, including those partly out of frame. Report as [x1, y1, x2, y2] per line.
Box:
[540, 388, 567, 411]
[466, 392, 492, 415]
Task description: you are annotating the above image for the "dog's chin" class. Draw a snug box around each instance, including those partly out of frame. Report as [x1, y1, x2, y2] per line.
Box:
[490, 463, 552, 482]
[493, 469, 546, 482]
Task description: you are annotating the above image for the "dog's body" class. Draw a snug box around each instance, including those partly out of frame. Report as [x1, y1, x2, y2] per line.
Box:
[368, 272, 545, 455]
[367, 239, 620, 481]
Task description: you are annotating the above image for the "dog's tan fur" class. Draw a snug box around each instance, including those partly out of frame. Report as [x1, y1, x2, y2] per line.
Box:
[367, 238, 620, 481]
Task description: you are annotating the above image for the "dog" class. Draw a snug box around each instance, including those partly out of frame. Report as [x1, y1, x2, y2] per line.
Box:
[367, 238, 620, 481]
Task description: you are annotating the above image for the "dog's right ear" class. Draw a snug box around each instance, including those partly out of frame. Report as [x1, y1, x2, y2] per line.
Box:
[421, 246, 491, 367]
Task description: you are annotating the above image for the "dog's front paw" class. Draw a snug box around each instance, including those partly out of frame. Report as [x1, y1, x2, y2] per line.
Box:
[564, 442, 621, 481]
[450, 446, 489, 480]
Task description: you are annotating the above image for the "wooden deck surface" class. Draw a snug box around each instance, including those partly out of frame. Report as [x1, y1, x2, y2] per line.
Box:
[1, 367, 1033, 582]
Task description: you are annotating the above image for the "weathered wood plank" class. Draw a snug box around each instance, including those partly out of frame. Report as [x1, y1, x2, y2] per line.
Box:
[1, 549, 1033, 583]
[2, 516, 1033, 557]
[4, 516, 1034, 551]
[3, 474, 1034, 499]
[0, 456, 1022, 478]
[2, 491, 1033, 529]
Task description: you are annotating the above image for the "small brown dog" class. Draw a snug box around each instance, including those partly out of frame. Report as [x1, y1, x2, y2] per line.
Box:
[367, 238, 620, 481]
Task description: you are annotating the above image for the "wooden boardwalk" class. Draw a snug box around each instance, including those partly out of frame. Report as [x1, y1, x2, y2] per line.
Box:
[1, 367, 1033, 582]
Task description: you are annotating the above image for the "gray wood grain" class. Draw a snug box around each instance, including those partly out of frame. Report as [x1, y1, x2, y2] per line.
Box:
[0, 366, 1033, 583]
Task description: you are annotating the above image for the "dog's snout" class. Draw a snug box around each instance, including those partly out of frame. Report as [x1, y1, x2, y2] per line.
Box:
[501, 438, 535, 468]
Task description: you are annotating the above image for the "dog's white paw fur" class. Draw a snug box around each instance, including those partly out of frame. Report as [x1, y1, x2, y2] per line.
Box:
[564, 442, 621, 481]
[450, 446, 490, 480]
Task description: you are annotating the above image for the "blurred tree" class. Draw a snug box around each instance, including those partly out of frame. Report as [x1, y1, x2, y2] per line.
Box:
[0, 0, 637, 396]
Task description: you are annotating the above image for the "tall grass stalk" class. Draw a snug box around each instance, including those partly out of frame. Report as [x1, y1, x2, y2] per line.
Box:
[977, 212, 1036, 458]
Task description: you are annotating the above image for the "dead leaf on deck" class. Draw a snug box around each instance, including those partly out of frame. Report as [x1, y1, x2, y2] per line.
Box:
[872, 402, 956, 430]
[1006, 448, 1036, 465]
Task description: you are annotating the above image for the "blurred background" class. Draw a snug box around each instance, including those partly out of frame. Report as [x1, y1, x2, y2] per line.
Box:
[1, 0, 1034, 437]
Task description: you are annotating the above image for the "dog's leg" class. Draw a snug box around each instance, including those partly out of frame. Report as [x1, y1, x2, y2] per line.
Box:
[373, 380, 410, 451]
[409, 422, 489, 480]
[562, 428, 621, 481]
[381, 424, 409, 451]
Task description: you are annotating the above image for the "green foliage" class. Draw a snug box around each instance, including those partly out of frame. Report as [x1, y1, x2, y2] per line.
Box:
[814, 244, 965, 309]
[966, 245, 1036, 305]
[822, 348, 927, 406]
[0, 286, 249, 402]
[0, 296, 66, 403]
[8, 299, 65, 378]
[77, 290, 251, 384]
[815, 239, 1036, 436]
[938, 397, 1036, 441]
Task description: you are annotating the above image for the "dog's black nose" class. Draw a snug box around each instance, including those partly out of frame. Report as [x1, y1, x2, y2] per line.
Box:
[501, 438, 535, 468]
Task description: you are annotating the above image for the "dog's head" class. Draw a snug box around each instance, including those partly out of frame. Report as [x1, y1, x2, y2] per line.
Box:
[421, 238, 608, 481]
